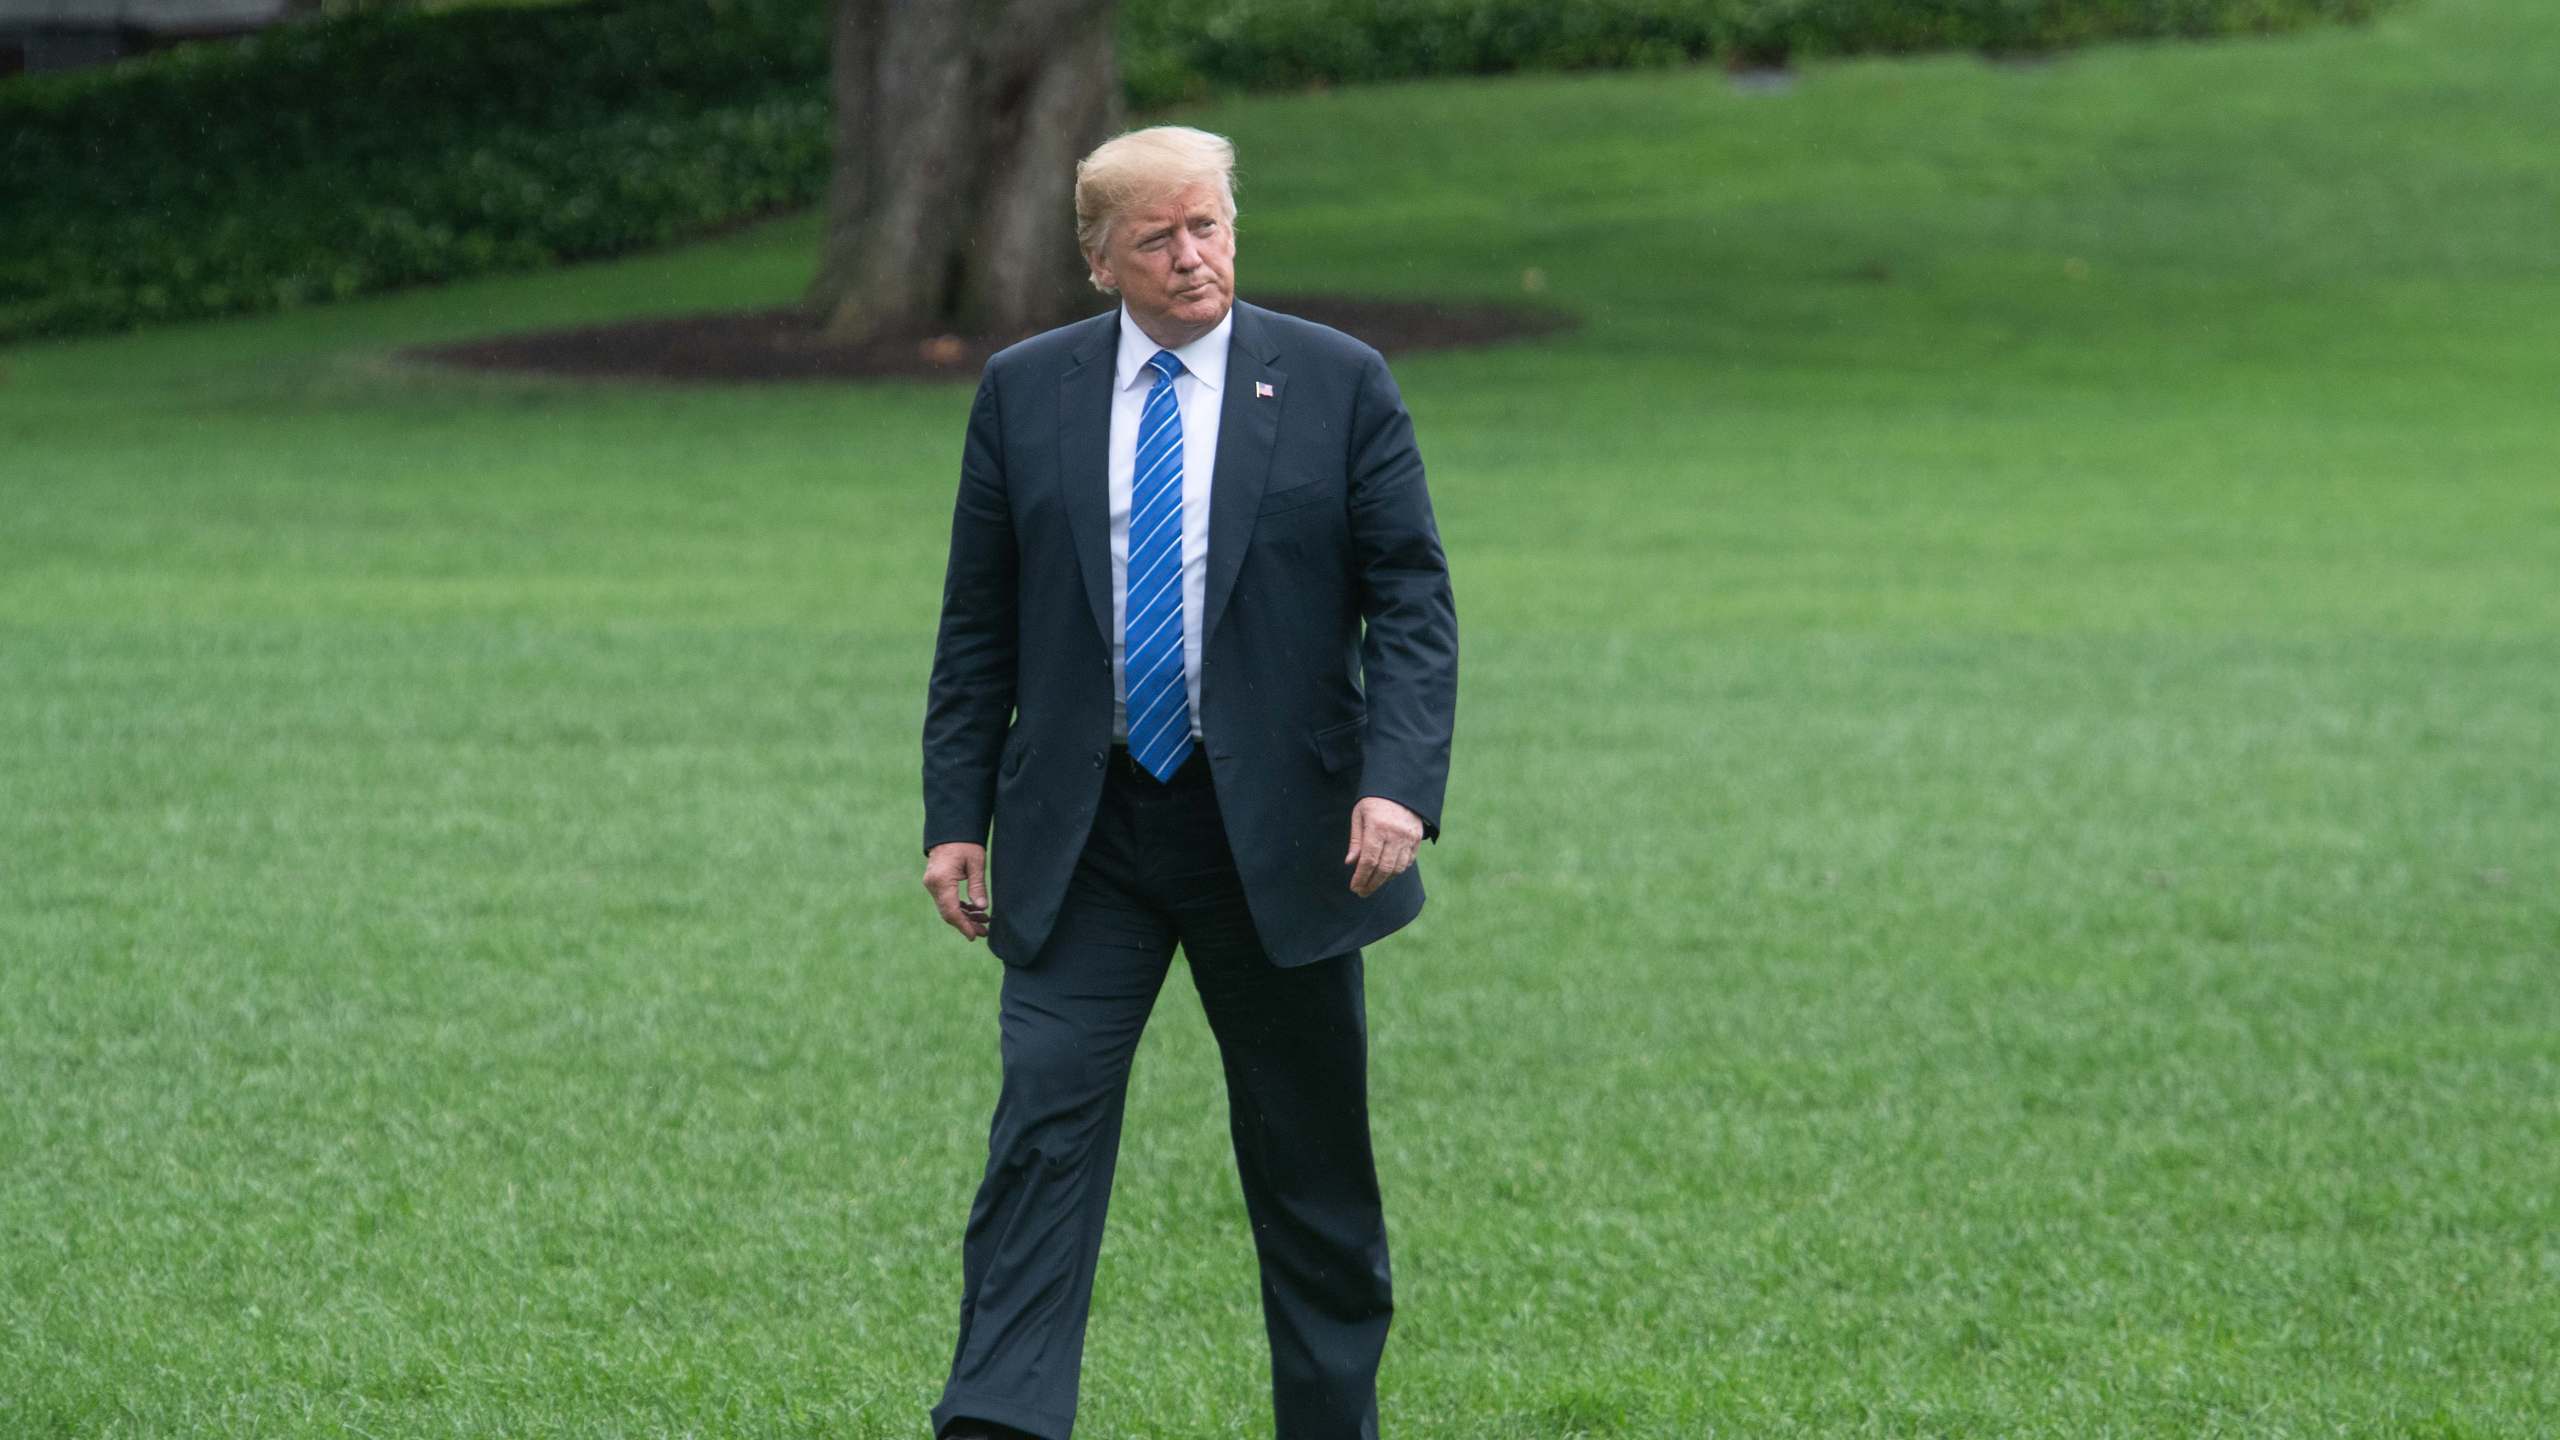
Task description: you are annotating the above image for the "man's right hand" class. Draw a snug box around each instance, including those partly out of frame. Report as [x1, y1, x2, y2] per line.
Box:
[923, 842, 991, 942]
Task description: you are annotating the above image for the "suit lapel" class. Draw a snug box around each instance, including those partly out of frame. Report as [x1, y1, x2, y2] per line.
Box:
[1203, 301, 1285, 648]
[1058, 311, 1119, 655]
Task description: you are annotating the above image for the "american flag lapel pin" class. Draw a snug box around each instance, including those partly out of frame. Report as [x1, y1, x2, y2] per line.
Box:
[1256, 381, 1276, 399]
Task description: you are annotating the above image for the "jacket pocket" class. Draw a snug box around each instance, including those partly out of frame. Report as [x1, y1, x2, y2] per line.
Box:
[1257, 478, 1333, 517]
[1311, 714, 1366, 775]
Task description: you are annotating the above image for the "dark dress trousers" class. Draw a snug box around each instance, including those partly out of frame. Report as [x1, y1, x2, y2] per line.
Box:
[919, 299, 1458, 1440]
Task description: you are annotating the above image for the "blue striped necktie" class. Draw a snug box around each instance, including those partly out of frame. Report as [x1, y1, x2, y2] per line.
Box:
[1124, 348, 1194, 781]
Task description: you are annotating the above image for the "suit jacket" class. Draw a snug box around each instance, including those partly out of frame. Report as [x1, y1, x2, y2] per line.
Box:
[921, 298, 1458, 969]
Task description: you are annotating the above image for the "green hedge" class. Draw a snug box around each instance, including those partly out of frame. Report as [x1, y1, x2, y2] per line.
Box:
[0, 0, 829, 341]
[2, 0, 2393, 343]
[1117, 0, 2398, 105]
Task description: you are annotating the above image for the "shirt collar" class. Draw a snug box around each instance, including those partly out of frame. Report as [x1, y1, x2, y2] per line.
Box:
[1114, 300, 1233, 395]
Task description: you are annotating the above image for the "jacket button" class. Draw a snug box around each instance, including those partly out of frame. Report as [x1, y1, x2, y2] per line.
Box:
[1092, 751, 1105, 770]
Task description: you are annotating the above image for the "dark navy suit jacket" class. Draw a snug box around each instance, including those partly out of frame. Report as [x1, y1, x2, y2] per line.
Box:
[921, 298, 1458, 968]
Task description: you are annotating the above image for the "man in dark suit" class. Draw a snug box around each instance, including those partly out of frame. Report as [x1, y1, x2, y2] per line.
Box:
[919, 124, 1457, 1440]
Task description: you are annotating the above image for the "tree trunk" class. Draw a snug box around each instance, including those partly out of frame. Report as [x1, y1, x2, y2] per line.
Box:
[806, 0, 1121, 344]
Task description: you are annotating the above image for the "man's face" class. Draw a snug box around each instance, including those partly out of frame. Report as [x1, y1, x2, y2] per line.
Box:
[1088, 181, 1236, 347]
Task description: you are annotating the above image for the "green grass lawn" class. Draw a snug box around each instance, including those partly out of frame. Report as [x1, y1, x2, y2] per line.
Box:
[5, 0, 2557, 1434]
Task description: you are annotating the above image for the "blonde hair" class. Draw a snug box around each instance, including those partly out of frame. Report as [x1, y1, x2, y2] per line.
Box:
[1074, 125, 1239, 284]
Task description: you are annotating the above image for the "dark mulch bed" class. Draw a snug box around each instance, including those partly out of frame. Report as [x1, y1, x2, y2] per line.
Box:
[401, 293, 1577, 384]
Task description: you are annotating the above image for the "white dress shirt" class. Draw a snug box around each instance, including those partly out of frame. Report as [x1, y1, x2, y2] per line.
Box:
[1108, 301, 1231, 743]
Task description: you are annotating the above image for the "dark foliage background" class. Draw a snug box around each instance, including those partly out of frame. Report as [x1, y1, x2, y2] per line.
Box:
[1, 0, 2395, 341]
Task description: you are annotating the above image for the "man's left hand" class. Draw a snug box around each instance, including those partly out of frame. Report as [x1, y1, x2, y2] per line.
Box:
[1344, 796, 1426, 897]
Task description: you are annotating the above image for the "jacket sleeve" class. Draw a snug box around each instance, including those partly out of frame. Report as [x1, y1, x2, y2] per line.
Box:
[920, 367, 1018, 853]
[1345, 346, 1457, 841]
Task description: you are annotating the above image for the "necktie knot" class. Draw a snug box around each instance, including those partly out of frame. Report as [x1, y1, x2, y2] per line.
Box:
[1146, 349, 1184, 387]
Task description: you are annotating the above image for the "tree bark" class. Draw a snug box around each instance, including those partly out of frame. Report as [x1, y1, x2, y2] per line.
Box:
[806, 0, 1120, 344]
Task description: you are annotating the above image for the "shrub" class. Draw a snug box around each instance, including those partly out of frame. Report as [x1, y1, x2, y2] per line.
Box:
[1, 0, 829, 341]
[1115, 0, 2400, 107]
